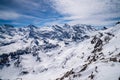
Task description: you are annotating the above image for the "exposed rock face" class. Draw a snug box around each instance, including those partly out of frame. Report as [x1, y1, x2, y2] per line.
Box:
[0, 24, 120, 80]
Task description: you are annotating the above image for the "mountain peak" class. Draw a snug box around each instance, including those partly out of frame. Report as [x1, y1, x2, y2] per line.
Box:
[0, 23, 120, 80]
[0, 24, 14, 29]
[116, 21, 120, 25]
[26, 24, 38, 29]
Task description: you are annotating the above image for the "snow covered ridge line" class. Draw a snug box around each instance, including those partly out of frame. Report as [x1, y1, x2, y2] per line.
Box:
[0, 23, 120, 80]
[55, 23, 120, 80]
[0, 23, 96, 54]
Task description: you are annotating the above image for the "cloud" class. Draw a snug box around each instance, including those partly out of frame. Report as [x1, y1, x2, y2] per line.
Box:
[50, 0, 120, 26]
[13, 0, 40, 10]
[42, 20, 64, 26]
[0, 10, 41, 20]
[0, 0, 62, 26]
[0, 0, 119, 27]
[0, 11, 21, 20]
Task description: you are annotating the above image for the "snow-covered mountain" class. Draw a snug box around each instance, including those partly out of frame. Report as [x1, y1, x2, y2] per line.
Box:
[0, 23, 120, 80]
[0, 24, 95, 54]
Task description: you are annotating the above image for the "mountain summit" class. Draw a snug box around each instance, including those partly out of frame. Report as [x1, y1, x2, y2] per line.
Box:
[0, 24, 120, 80]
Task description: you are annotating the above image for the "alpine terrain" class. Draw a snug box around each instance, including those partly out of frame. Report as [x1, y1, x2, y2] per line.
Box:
[0, 23, 120, 80]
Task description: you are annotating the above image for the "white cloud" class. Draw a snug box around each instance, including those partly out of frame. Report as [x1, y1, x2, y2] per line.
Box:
[42, 20, 64, 26]
[14, 0, 40, 9]
[0, 10, 40, 20]
[51, 0, 120, 26]
[0, 11, 21, 20]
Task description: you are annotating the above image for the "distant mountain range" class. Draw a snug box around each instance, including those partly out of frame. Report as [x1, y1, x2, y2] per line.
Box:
[0, 23, 120, 80]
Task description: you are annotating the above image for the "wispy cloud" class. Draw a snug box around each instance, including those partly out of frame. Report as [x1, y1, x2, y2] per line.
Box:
[50, 0, 120, 26]
[0, 0, 61, 26]
[14, 0, 41, 10]
[0, 10, 44, 26]
[0, 11, 21, 20]
[0, 0, 119, 27]
[0, 10, 41, 20]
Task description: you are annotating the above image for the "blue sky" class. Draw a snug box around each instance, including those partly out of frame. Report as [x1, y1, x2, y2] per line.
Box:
[0, 0, 120, 27]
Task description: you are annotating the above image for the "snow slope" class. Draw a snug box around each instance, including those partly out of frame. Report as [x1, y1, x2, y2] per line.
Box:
[0, 24, 120, 80]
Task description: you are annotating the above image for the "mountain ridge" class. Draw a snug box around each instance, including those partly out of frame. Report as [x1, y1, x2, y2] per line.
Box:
[0, 23, 120, 80]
